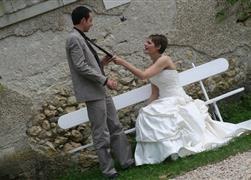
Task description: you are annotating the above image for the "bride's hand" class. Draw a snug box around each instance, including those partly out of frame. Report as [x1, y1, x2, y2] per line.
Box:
[101, 55, 115, 66]
[113, 56, 126, 65]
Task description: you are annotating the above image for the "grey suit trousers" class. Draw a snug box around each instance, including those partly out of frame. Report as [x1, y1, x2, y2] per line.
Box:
[86, 96, 133, 176]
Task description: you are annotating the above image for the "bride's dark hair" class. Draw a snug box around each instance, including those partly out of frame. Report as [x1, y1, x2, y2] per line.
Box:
[149, 34, 168, 54]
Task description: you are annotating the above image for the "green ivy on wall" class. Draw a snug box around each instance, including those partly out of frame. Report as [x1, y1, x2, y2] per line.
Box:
[216, 0, 251, 23]
[0, 84, 4, 93]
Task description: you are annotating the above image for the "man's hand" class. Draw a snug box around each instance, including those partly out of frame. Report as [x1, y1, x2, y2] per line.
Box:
[101, 55, 115, 66]
[106, 79, 117, 90]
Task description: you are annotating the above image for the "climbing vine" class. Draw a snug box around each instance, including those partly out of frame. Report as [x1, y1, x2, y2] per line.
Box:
[216, 0, 251, 23]
[0, 84, 4, 93]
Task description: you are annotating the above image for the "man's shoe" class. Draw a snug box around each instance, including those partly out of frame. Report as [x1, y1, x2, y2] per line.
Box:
[107, 172, 119, 179]
[122, 160, 135, 170]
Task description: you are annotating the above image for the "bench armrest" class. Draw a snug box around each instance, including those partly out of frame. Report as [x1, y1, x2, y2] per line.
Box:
[205, 87, 245, 105]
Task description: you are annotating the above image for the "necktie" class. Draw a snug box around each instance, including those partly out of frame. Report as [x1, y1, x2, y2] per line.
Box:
[83, 35, 113, 58]
[74, 27, 106, 75]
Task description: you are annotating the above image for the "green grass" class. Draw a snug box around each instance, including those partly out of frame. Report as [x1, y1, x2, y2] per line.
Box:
[58, 92, 251, 180]
[219, 93, 251, 123]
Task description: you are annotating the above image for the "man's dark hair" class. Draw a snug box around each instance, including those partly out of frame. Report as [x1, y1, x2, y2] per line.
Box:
[71, 6, 92, 25]
[149, 34, 168, 54]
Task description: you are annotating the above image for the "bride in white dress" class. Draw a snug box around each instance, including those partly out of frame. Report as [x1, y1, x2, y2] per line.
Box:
[114, 34, 251, 166]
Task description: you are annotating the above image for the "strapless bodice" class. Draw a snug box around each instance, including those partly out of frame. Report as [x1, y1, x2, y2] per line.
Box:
[150, 70, 187, 98]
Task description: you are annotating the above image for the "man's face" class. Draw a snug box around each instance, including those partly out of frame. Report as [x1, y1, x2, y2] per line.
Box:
[82, 12, 93, 32]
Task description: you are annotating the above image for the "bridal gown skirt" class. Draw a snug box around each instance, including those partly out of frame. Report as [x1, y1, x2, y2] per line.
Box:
[134, 96, 251, 166]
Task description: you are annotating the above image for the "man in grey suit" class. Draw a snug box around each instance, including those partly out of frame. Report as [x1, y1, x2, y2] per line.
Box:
[65, 6, 134, 179]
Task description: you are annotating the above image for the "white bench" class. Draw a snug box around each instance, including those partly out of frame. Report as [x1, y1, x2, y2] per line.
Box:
[58, 58, 245, 153]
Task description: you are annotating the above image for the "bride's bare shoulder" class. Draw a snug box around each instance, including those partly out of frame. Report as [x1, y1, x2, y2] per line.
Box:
[159, 55, 171, 61]
[159, 55, 176, 69]
[159, 55, 173, 64]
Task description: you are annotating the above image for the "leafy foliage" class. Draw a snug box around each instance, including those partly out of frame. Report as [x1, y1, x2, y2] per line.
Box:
[216, 0, 251, 23]
[0, 83, 4, 93]
[219, 92, 251, 123]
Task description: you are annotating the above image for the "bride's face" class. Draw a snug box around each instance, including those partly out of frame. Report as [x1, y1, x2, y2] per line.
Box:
[144, 38, 159, 55]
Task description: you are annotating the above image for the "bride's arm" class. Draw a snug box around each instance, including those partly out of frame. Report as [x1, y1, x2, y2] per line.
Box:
[146, 84, 159, 104]
[114, 56, 170, 80]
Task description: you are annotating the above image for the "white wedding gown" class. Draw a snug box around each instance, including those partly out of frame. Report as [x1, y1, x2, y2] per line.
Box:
[134, 70, 251, 166]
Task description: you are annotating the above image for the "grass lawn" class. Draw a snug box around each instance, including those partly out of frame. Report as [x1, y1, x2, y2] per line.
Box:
[58, 92, 251, 180]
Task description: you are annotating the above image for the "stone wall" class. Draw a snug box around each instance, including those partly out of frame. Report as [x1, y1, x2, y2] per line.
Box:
[0, 0, 250, 178]
[0, 0, 77, 28]
[0, 0, 250, 106]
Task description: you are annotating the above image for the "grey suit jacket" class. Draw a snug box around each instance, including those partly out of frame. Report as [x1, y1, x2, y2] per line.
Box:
[66, 29, 107, 102]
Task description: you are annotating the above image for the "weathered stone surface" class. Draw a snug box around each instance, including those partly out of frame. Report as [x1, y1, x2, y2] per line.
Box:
[27, 126, 42, 136]
[0, 87, 33, 154]
[0, 88, 38, 178]
[0, 0, 250, 178]
[0, 0, 250, 105]
[0, 87, 81, 179]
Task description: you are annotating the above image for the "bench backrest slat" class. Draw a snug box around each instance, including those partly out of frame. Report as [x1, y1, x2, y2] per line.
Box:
[58, 58, 228, 129]
[179, 58, 228, 86]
